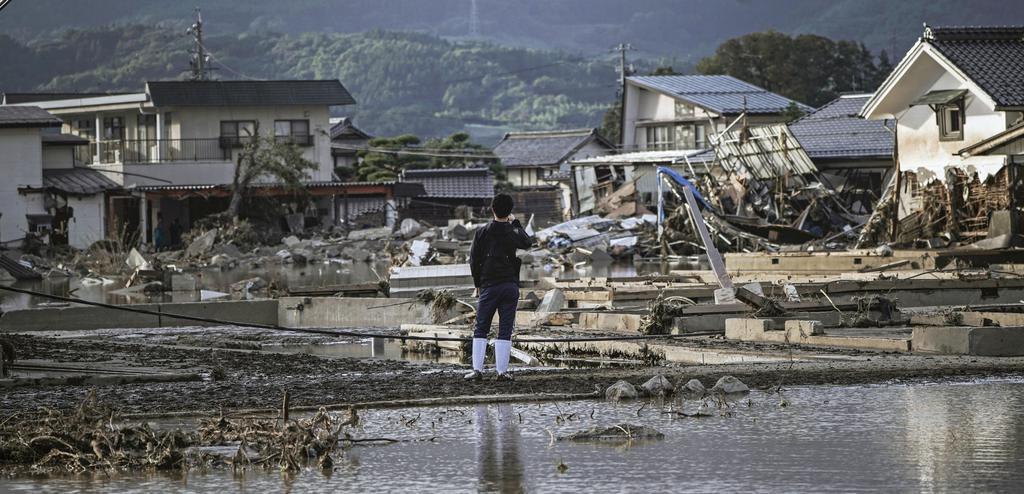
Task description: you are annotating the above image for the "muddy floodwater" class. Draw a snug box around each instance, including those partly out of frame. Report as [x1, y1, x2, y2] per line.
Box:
[3, 376, 1024, 492]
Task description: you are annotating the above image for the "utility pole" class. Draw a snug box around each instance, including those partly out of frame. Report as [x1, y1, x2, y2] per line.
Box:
[469, 0, 480, 38]
[187, 8, 212, 81]
[613, 43, 633, 149]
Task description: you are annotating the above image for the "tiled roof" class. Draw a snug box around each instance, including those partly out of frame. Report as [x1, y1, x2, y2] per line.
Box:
[628, 75, 813, 115]
[492, 128, 612, 168]
[43, 168, 121, 195]
[925, 26, 1024, 108]
[330, 117, 372, 140]
[146, 80, 356, 107]
[2, 92, 131, 104]
[0, 106, 62, 128]
[401, 168, 494, 198]
[788, 95, 894, 160]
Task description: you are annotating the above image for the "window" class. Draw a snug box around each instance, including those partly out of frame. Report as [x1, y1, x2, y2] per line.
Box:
[939, 103, 964, 141]
[220, 120, 257, 147]
[274, 120, 312, 146]
[72, 119, 94, 140]
[102, 117, 124, 140]
[645, 125, 673, 150]
[696, 125, 708, 148]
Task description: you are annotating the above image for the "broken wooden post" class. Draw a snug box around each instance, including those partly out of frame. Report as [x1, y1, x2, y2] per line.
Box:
[734, 285, 787, 316]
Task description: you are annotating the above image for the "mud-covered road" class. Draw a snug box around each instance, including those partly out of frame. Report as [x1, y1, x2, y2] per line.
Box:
[5, 332, 1024, 416]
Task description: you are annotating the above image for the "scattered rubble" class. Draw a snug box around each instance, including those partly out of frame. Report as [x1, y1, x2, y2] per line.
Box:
[710, 376, 750, 395]
[640, 375, 674, 396]
[559, 424, 665, 443]
[605, 380, 639, 401]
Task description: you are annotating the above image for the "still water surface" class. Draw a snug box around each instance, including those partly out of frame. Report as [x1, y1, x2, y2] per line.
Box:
[3, 376, 1024, 492]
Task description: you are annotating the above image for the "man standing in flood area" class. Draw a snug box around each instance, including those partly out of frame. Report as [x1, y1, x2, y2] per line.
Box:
[465, 193, 534, 381]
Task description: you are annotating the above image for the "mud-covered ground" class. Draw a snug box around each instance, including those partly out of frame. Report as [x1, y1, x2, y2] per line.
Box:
[5, 330, 1024, 417]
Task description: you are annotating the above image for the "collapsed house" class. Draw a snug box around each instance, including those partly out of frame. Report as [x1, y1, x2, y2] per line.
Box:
[859, 25, 1024, 248]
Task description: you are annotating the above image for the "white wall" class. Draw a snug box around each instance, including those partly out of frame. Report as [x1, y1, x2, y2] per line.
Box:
[896, 71, 1007, 180]
[0, 128, 45, 246]
[42, 146, 75, 169]
[66, 195, 105, 249]
[173, 105, 333, 181]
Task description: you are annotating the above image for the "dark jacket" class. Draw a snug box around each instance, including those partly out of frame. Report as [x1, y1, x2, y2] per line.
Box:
[470, 219, 534, 288]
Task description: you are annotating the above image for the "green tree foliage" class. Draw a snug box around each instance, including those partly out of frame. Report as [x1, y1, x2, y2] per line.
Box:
[352, 132, 503, 189]
[695, 30, 891, 107]
[600, 99, 622, 147]
[0, 27, 617, 139]
[229, 126, 318, 219]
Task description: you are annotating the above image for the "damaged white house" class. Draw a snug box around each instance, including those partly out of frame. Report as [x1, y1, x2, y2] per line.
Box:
[860, 25, 1024, 244]
[0, 106, 120, 249]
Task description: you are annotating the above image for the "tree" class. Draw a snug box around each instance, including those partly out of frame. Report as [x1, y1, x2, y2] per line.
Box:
[781, 101, 806, 123]
[650, 66, 680, 75]
[600, 99, 622, 146]
[227, 124, 318, 219]
[696, 30, 892, 107]
[354, 131, 499, 183]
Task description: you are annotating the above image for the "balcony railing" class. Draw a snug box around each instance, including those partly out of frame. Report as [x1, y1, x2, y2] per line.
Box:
[78, 136, 313, 165]
[80, 138, 234, 164]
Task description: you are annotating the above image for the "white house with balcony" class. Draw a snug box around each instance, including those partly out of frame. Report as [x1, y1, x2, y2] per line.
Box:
[3, 79, 358, 244]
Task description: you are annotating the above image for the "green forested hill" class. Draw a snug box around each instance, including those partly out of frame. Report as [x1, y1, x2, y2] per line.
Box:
[1, 27, 620, 139]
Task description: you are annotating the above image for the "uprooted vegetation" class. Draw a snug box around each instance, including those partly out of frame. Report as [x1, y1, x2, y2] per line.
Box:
[0, 391, 387, 475]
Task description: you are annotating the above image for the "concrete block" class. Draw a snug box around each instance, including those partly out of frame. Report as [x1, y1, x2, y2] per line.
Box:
[913, 325, 1024, 356]
[536, 289, 566, 313]
[785, 320, 823, 338]
[725, 318, 768, 341]
[578, 312, 642, 332]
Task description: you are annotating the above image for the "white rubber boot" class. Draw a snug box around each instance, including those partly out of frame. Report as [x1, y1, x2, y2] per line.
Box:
[494, 339, 512, 378]
[465, 338, 488, 380]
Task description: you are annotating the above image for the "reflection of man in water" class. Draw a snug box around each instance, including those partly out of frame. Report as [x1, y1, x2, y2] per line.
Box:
[475, 404, 525, 492]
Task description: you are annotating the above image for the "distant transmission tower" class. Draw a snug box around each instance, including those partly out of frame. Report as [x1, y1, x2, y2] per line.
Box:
[186, 8, 213, 81]
[469, 0, 480, 38]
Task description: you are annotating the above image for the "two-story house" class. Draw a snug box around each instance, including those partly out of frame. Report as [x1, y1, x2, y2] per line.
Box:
[2, 80, 395, 242]
[0, 106, 120, 249]
[622, 74, 812, 151]
[860, 26, 1024, 180]
[860, 25, 1024, 239]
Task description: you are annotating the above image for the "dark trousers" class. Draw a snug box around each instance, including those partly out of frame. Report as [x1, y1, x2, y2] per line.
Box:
[473, 281, 519, 340]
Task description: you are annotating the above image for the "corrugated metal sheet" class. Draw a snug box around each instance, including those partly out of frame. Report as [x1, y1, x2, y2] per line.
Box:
[714, 124, 817, 180]
[43, 168, 121, 195]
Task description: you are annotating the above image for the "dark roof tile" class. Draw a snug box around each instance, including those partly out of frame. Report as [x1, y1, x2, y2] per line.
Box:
[926, 26, 1024, 108]
[0, 106, 62, 128]
[401, 168, 493, 198]
[788, 95, 894, 160]
[146, 80, 356, 107]
[492, 128, 612, 168]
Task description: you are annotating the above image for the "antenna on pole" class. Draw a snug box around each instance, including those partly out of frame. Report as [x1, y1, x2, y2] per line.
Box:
[186, 8, 213, 81]
[469, 0, 480, 38]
